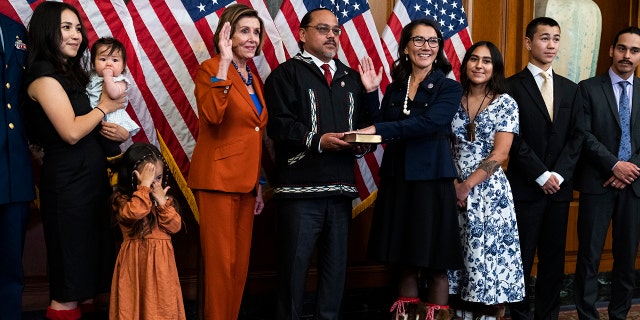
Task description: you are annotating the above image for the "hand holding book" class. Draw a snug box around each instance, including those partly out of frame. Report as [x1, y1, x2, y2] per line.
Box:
[342, 125, 381, 144]
[342, 133, 382, 143]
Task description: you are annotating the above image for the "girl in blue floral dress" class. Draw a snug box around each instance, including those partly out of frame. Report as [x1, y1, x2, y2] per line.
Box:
[448, 41, 526, 319]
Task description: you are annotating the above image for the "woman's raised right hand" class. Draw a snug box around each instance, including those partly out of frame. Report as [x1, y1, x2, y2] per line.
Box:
[218, 22, 233, 63]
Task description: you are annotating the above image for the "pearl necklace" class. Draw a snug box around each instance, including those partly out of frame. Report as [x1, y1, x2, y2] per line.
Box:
[231, 60, 252, 86]
[403, 75, 411, 116]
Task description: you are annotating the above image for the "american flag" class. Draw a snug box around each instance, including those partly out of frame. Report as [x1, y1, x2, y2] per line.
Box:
[382, 0, 472, 80]
[3, 0, 471, 219]
[2, 0, 285, 222]
[274, 0, 391, 215]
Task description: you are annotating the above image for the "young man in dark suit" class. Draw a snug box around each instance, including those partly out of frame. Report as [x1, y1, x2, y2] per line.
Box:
[0, 13, 35, 319]
[505, 17, 584, 320]
[574, 26, 640, 320]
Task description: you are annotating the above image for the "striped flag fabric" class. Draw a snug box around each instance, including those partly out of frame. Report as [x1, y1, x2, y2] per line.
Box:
[3, 0, 472, 219]
[2, 0, 284, 222]
[382, 0, 472, 80]
[274, 0, 390, 216]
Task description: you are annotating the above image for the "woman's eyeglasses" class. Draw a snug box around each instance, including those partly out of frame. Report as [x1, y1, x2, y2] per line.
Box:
[410, 36, 440, 48]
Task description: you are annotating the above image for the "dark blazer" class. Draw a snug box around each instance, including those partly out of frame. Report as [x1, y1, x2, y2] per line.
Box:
[265, 54, 377, 198]
[374, 69, 462, 181]
[0, 14, 35, 204]
[575, 73, 640, 197]
[505, 68, 584, 202]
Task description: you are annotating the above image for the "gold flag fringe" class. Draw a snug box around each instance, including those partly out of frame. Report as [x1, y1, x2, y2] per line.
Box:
[156, 131, 200, 223]
[352, 190, 377, 219]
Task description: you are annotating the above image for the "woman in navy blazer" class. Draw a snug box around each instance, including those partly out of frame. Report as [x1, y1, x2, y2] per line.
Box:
[361, 18, 463, 319]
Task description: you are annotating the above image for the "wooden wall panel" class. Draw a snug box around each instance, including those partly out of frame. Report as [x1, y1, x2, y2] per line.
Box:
[593, 0, 638, 76]
[464, 0, 533, 76]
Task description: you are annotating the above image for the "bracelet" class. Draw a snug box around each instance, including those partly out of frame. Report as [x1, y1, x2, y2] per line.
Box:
[95, 107, 106, 116]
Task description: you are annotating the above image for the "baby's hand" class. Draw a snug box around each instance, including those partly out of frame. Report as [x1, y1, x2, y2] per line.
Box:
[150, 183, 170, 207]
[103, 68, 114, 78]
[133, 163, 156, 188]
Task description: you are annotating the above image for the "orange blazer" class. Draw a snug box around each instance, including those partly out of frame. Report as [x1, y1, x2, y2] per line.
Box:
[188, 55, 268, 193]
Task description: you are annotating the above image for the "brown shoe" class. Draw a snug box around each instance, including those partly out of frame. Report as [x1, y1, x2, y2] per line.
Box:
[391, 297, 420, 320]
[419, 303, 453, 320]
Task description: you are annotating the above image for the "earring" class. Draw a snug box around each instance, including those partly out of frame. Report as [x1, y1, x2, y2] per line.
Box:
[405, 56, 408, 61]
[434, 59, 437, 64]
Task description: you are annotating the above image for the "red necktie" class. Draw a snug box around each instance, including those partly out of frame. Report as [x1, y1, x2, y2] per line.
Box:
[322, 63, 332, 85]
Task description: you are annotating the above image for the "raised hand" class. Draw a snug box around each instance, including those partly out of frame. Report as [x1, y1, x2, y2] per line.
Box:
[358, 56, 383, 93]
[134, 162, 156, 188]
[150, 182, 170, 207]
[218, 22, 233, 63]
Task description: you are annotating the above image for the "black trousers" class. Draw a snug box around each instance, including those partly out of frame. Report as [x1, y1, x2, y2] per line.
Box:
[508, 197, 570, 320]
[0, 201, 30, 320]
[574, 189, 640, 320]
[275, 196, 352, 320]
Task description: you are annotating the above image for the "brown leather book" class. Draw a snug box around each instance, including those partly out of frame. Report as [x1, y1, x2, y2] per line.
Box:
[342, 133, 382, 144]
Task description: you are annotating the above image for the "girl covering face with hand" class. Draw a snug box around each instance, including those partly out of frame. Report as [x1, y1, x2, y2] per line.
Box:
[109, 142, 185, 320]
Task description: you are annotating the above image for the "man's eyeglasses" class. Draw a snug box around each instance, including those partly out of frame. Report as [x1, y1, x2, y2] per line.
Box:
[410, 36, 440, 48]
[304, 24, 342, 36]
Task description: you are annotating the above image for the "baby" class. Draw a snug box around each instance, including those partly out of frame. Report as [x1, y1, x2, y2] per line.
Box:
[86, 37, 140, 158]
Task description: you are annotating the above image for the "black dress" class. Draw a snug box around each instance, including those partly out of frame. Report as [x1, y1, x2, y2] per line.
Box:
[24, 61, 113, 301]
[367, 99, 463, 270]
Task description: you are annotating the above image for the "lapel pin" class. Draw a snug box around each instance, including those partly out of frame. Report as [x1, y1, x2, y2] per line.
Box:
[15, 37, 27, 51]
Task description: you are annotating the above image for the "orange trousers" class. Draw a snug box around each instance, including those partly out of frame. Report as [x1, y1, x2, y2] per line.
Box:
[196, 190, 255, 320]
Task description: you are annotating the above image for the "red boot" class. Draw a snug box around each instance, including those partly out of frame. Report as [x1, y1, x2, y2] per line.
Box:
[45, 307, 81, 320]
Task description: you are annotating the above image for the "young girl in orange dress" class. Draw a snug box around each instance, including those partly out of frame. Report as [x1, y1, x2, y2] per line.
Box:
[109, 142, 186, 320]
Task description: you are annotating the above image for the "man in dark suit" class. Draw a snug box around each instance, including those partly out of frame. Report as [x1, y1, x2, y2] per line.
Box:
[574, 26, 640, 320]
[0, 13, 35, 319]
[505, 17, 584, 320]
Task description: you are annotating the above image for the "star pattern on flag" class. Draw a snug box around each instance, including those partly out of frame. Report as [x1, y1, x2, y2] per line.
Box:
[320, 0, 370, 25]
[183, 0, 234, 21]
[405, 0, 467, 39]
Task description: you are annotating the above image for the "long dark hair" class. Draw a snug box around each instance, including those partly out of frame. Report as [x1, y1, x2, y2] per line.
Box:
[112, 143, 170, 238]
[460, 41, 506, 95]
[391, 19, 452, 82]
[27, 1, 89, 88]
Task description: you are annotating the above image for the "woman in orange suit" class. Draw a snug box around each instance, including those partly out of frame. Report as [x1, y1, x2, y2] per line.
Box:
[187, 4, 267, 320]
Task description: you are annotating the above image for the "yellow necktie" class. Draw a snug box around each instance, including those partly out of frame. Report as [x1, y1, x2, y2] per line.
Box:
[540, 71, 554, 121]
